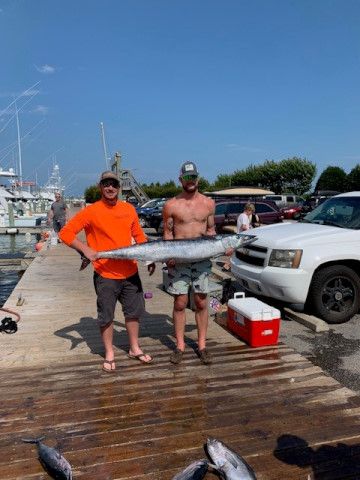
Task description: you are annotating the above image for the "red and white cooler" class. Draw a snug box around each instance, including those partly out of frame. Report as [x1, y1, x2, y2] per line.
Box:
[227, 292, 281, 347]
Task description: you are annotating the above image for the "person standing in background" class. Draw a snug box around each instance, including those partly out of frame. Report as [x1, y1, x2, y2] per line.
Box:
[48, 192, 68, 233]
[236, 203, 256, 232]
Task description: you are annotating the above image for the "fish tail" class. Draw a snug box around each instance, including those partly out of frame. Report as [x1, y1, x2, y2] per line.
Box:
[79, 256, 91, 271]
[21, 436, 45, 444]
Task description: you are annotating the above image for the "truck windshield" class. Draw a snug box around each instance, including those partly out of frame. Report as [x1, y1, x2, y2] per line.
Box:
[303, 196, 360, 230]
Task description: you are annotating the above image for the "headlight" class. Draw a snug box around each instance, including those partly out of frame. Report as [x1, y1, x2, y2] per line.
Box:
[268, 249, 302, 268]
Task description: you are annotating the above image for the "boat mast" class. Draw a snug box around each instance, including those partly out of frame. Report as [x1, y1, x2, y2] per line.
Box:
[15, 99, 22, 188]
[100, 122, 110, 170]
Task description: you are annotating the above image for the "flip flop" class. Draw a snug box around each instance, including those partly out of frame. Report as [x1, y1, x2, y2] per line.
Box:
[127, 353, 153, 364]
[102, 359, 116, 373]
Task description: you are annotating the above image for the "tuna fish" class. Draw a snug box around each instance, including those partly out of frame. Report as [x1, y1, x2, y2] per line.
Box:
[22, 437, 72, 479]
[80, 233, 256, 270]
[206, 437, 257, 480]
[172, 459, 209, 480]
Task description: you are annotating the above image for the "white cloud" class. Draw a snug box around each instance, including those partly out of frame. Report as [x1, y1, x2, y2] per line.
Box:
[225, 144, 264, 153]
[35, 64, 56, 74]
[32, 105, 49, 115]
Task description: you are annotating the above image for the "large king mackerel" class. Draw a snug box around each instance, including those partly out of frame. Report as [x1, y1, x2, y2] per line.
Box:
[80, 233, 257, 270]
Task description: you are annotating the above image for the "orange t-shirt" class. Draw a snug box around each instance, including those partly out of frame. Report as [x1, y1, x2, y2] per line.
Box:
[59, 200, 147, 279]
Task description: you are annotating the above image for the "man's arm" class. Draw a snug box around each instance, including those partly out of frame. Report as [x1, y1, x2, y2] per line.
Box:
[59, 209, 97, 261]
[205, 198, 216, 236]
[69, 238, 97, 262]
[47, 206, 54, 225]
[162, 201, 175, 241]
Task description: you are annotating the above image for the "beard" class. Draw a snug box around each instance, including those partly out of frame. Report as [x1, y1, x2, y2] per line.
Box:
[182, 183, 198, 193]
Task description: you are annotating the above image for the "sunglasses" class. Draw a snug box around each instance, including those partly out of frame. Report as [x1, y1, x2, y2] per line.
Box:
[181, 174, 198, 182]
[101, 179, 120, 188]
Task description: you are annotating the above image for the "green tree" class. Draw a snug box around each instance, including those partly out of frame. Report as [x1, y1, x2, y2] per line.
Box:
[84, 185, 101, 203]
[315, 166, 347, 192]
[347, 164, 360, 191]
[276, 157, 316, 195]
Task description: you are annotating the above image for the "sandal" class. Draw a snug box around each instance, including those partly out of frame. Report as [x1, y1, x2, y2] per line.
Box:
[102, 359, 116, 373]
[127, 353, 153, 364]
[197, 348, 212, 365]
[170, 348, 184, 364]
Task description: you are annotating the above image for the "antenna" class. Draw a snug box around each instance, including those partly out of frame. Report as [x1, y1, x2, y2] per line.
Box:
[100, 122, 110, 169]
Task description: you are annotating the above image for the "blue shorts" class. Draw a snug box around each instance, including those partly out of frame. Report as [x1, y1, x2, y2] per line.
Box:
[166, 260, 212, 296]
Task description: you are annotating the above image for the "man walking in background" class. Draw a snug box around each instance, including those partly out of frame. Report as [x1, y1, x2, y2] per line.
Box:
[48, 192, 68, 233]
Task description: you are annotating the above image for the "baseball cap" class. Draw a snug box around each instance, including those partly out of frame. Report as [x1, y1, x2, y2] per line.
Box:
[99, 171, 120, 185]
[179, 161, 199, 178]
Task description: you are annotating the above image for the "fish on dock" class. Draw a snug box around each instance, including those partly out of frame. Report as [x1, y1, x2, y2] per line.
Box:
[206, 437, 257, 479]
[80, 233, 257, 270]
[172, 459, 209, 479]
[22, 436, 72, 480]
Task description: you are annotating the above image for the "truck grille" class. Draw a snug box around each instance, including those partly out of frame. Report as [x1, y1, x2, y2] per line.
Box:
[235, 244, 268, 267]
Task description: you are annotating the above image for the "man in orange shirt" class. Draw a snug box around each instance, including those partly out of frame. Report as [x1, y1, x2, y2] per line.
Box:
[59, 171, 154, 373]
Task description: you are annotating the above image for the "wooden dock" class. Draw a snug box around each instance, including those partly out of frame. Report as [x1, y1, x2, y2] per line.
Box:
[1, 243, 360, 479]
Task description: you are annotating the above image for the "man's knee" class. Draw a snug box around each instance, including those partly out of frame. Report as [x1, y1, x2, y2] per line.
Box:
[194, 293, 207, 310]
[174, 295, 188, 311]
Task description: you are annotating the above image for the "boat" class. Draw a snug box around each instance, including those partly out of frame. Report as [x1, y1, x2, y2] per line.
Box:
[36, 163, 65, 201]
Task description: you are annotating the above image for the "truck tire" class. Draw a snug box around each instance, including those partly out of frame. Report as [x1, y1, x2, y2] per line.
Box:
[138, 216, 147, 228]
[307, 265, 360, 324]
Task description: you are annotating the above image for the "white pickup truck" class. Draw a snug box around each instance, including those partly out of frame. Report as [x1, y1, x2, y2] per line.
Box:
[230, 192, 360, 324]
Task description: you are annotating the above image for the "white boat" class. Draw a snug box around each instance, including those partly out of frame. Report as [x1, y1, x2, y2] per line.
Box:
[37, 163, 65, 201]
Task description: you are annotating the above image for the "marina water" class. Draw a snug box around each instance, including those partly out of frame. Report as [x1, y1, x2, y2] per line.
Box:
[0, 234, 37, 307]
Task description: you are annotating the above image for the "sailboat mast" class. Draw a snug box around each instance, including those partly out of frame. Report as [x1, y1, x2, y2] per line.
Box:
[100, 122, 110, 170]
[15, 99, 22, 188]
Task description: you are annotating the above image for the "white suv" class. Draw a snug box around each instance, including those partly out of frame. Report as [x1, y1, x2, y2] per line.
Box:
[230, 192, 360, 324]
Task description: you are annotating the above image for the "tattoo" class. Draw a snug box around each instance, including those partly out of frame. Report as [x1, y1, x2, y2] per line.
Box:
[166, 218, 174, 233]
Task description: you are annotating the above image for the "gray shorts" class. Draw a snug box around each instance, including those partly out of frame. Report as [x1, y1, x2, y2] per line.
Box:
[93, 271, 145, 327]
[166, 259, 212, 296]
[53, 218, 66, 233]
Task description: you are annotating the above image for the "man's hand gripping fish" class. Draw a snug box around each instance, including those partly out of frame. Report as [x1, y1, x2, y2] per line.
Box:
[79, 233, 257, 270]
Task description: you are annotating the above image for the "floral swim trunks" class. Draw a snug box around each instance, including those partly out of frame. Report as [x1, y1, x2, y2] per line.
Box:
[166, 259, 212, 295]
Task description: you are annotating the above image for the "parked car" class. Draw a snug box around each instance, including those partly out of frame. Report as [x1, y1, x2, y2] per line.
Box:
[230, 191, 360, 324]
[136, 198, 166, 228]
[214, 199, 283, 233]
[264, 194, 303, 208]
[281, 204, 303, 220]
[143, 202, 166, 231]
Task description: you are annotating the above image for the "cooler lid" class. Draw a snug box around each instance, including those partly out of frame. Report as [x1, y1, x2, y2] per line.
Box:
[228, 297, 280, 320]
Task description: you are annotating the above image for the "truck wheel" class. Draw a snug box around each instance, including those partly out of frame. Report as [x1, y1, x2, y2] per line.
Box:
[139, 216, 147, 228]
[307, 265, 360, 324]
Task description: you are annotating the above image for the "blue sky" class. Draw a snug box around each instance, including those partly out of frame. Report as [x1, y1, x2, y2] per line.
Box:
[0, 0, 360, 195]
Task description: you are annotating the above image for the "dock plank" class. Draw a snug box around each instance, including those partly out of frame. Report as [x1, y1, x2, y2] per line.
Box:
[1, 243, 360, 479]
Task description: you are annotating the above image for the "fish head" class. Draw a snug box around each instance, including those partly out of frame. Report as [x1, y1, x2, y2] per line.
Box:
[221, 234, 257, 251]
[206, 437, 228, 467]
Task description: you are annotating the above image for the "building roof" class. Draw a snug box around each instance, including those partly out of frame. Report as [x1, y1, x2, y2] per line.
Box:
[205, 187, 274, 196]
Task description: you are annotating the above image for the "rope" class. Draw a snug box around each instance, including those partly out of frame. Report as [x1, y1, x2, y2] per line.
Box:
[0, 307, 20, 334]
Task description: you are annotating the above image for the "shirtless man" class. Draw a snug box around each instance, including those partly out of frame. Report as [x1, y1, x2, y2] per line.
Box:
[163, 161, 222, 365]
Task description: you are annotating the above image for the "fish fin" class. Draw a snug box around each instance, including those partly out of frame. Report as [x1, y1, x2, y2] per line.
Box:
[21, 436, 45, 444]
